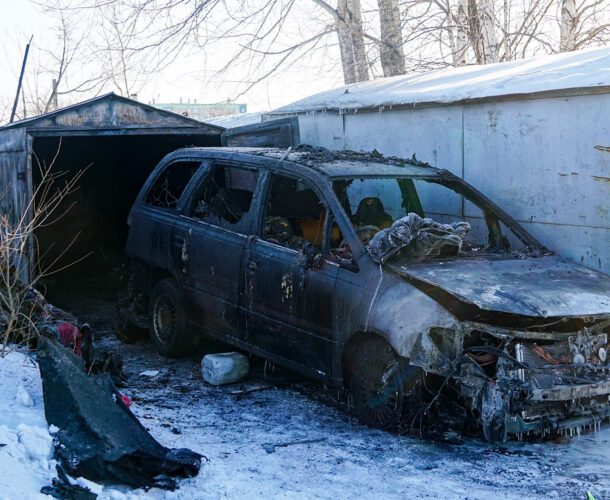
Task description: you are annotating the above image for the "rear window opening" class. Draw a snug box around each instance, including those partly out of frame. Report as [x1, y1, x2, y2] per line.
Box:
[189, 164, 258, 230]
[146, 161, 202, 208]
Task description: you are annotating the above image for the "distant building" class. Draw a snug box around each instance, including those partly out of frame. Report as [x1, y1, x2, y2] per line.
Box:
[152, 100, 247, 121]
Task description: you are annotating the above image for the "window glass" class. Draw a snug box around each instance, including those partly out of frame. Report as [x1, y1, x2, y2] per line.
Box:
[189, 164, 258, 230]
[147, 161, 200, 208]
[264, 174, 325, 251]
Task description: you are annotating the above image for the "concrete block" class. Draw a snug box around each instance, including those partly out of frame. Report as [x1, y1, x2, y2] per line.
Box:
[201, 352, 250, 385]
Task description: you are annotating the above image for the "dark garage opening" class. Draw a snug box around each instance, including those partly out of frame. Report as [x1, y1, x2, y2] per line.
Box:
[32, 133, 219, 298]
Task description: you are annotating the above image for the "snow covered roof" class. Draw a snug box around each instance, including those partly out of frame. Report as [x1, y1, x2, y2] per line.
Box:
[271, 46, 610, 114]
[204, 112, 263, 128]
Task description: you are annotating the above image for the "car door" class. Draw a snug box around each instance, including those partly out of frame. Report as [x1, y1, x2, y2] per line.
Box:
[126, 157, 203, 273]
[175, 160, 263, 340]
[241, 171, 338, 376]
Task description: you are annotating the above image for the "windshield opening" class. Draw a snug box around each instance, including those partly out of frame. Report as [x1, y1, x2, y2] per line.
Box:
[332, 177, 532, 263]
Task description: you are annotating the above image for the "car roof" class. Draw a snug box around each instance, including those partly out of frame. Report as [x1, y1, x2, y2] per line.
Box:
[173, 145, 445, 179]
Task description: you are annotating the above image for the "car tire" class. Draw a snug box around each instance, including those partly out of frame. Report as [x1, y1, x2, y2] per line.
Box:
[148, 279, 191, 358]
[349, 337, 422, 432]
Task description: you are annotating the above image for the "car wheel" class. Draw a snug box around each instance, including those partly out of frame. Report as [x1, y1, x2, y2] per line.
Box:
[149, 279, 191, 357]
[349, 337, 422, 432]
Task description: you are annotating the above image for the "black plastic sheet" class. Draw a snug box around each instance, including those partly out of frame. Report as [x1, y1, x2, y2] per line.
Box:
[37, 340, 202, 490]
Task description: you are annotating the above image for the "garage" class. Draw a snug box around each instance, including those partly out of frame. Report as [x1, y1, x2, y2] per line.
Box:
[0, 93, 298, 297]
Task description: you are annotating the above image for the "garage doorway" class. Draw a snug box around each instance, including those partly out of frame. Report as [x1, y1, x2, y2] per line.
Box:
[31, 133, 220, 300]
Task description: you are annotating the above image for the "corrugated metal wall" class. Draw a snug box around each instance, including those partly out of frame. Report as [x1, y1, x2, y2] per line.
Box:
[275, 93, 610, 272]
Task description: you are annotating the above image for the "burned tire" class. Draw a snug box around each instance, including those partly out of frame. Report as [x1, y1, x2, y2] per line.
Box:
[349, 337, 422, 432]
[149, 279, 191, 358]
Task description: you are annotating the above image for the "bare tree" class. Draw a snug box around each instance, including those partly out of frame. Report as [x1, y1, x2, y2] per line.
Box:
[28, 0, 610, 111]
[560, 0, 610, 51]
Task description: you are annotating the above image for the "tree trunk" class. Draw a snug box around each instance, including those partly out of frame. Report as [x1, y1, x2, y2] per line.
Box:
[454, 0, 470, 65]
[560, 0, 577, 51]
[377, 0, 405, 77]
[336, 0, 369, 84]
[478, 0, 499, 63]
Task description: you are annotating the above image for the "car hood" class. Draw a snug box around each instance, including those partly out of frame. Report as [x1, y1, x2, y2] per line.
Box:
[386, 255, 610, 318]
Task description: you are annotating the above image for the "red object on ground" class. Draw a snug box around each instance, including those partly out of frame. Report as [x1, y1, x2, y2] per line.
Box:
[57, 322, 82, 355]
[121, 394, 133, 407]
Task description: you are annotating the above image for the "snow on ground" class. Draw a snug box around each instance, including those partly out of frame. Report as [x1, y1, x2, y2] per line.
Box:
[0, 349, 57, 500]
[2, 287, 610, 500]
[272, 45, 610, 114]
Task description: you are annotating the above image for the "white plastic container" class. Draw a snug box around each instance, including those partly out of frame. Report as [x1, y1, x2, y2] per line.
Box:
[201, 352, 250, 385]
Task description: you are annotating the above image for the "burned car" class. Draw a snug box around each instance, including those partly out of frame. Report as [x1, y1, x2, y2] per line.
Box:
[125, 146, 610, 441]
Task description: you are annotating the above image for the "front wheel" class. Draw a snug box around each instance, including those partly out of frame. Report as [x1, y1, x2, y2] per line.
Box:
[148, 279, 191, 357]
[349, 337, 422, 432]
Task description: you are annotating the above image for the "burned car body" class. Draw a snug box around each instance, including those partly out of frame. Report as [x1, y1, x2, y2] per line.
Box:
[125, 146, 610, 441]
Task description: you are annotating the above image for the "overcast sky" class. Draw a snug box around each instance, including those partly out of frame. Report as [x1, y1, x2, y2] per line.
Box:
[0, 0, 345, 115]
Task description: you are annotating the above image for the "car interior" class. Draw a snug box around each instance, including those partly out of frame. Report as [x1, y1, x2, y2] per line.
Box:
[190, 164, 258, 230]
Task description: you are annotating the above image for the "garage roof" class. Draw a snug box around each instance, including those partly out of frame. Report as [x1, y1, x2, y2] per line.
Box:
[0, 93, 224, 134]
[271, 45, 610, 114]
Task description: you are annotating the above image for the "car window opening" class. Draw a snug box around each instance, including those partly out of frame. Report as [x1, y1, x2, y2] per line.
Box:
[191, 164, 258, 230]
[263, 174, 329, 263]
[146, 161, 201, 208]
[333, 177, 527, 262]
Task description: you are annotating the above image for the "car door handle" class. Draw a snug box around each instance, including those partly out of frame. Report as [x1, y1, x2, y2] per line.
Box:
[246, 261, 258, 274]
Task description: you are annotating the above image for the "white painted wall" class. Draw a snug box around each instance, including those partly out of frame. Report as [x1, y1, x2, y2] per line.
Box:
[273, 93, 610, 271]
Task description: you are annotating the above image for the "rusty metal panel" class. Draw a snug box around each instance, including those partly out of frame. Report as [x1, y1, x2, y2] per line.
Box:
[0, 128, 29, 226]
[0, 128, 31, 280]
[0, 94, 223, 134]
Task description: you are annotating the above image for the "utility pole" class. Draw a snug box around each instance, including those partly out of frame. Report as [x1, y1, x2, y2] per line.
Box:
[10, 35, 33, 123]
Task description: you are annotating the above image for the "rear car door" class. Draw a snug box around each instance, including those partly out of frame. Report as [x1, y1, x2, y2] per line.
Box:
[126, 158, 203, 274]
[242, 172, 338, 376]
[176, 161, 262, 340]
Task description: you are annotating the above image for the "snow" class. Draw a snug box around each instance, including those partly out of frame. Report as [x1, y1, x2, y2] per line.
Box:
[0, 350, 56, 500]
[203, 112, 263, 128]
[2, 338, 610, 499]
[272, 45, 610, 114]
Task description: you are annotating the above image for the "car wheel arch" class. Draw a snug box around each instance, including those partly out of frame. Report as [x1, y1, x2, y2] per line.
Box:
[341, 330, 402, 385]
[147, 266, 175, 295]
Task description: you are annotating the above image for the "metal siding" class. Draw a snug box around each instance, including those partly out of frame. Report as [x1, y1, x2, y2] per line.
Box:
[287, 93, 610, 272]
[463, 95, 610, 270]
[296, 112, 344, 150]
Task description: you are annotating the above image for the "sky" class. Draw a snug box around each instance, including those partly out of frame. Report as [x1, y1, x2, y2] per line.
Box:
[0, 0, 346, 117]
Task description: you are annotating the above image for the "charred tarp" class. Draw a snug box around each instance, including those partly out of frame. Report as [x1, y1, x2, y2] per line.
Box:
[37, 340, 202, 489]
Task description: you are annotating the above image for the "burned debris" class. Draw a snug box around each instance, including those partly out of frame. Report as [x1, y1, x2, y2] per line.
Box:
[37, 340, 202, 490]
[366, 213, 471, 263]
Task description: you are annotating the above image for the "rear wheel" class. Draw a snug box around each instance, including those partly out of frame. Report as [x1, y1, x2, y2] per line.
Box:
[149, 279, 191, 357]
[349, 337, 422, 432]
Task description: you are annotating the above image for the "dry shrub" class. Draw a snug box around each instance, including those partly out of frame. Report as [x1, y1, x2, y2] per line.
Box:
[1, 138, 89, 355]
